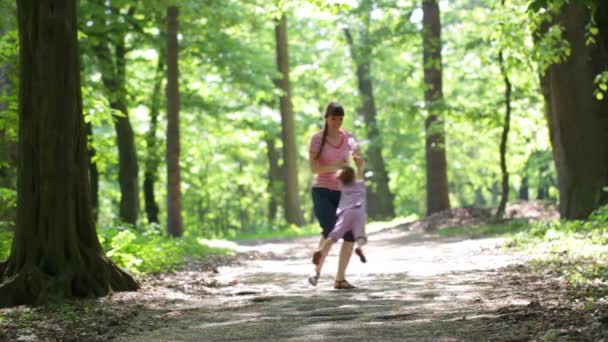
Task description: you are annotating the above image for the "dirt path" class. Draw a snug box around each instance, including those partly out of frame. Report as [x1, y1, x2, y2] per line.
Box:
[110, 226, 584, 342]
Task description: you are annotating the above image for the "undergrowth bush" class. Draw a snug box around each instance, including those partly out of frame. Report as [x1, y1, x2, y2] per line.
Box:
[98, 222, 234, 275]
[510, 205, 608, 286]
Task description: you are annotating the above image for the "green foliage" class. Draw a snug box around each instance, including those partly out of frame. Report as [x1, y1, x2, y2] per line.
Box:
[0, 187, 16, 228]
[0, 228, 12, 260]
[593, 70, 608, 101]
[509, 205, 608, 286]
[98, 222, 234, 274]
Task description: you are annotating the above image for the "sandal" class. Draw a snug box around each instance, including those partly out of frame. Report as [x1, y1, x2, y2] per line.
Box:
[308, 272, 320, 286]
[355, 248, 367, 263]
[312, 250, 322, 266]
[334, 279, 356, 290]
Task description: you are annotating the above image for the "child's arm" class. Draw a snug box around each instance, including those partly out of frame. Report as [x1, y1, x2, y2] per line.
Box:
[353, 154, 365, 181]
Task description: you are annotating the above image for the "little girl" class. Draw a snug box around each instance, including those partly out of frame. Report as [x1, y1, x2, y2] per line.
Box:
[311, 156, 367, 288]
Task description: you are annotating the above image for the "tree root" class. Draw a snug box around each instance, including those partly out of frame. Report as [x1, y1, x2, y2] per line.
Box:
[0, 256, 139, 308]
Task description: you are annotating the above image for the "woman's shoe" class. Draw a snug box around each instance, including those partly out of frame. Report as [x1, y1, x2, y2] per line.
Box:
[355, 247, 367, 263]
[334, 279, 356, 290]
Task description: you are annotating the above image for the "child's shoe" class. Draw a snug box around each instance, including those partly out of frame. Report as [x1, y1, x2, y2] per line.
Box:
[308, 272, 320, 286]
[355, 247, 367, 263]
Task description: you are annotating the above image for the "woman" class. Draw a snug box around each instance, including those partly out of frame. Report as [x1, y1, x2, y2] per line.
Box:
[308, 102, 362, 290]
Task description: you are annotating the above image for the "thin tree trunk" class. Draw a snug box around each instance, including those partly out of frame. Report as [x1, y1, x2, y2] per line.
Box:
[144, 42, 165, 225]
[265, 135, 281, 222]
[92, 6, 139, 226]
[474, 188, 486, 207]
[1, 0, 138, 308]
[166, 6, 183, 237]
[495, 48, 512, 220]
[422, 0, 450, 216]
[519, 175, 529, 200]
[86, 121, 99, 222]
[344, 24, 395, 220]
[274, 14, 303, 226]
[537, 163, 549, 200]
[546, 3, 608, 218]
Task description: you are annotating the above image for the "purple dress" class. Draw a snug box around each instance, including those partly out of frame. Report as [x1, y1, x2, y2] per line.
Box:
[328, 180, 367, 241]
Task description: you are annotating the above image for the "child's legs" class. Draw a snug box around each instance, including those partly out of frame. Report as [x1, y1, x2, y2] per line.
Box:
[351, 209, 367, 247]
[328, 212, 354, 241]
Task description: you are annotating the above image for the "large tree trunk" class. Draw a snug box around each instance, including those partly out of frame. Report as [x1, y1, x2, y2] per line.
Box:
[422, 0, 450, 216]
[546, 3, 608, 219]
[274, 14, 304, 226]
[0, 0, 138, 308]
[495, 48, 512, 220]
[166, 6, 183, 237]
[344, 23, 395, 220]
[144, 42, 165, 225]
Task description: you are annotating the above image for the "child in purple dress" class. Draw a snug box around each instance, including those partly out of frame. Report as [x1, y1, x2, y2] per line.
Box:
[312, 156, 367, 277]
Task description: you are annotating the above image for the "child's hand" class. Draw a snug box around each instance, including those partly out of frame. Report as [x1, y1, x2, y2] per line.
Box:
[353, 154, 365, 169]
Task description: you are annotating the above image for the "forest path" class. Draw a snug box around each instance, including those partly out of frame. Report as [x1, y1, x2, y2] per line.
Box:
[114, 225, 559, 341]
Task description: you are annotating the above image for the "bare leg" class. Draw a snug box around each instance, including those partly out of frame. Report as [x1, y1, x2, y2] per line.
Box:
[315, 238, 334, 275]
[336, 241, 354, 281]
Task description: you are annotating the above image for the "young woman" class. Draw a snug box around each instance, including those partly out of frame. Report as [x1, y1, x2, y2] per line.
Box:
[308, 102, 363, 289]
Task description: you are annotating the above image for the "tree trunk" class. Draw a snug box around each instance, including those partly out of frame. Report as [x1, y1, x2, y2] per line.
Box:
[546, 3, 608, 219]
[474, 188, 486, 207]
[86, 121, 99, 223]
[265, 135, 281, 222]
[144, 42, 164, 225]
[0, 0, 138, 308]
[519, 175, 529, 200]
[166, 6, 183, 237]
[537, 163, 549, 200]
[422, 0, 450, 216]
[344, 23, 395, 220]
[92, 6, 139, 226]
[274, 14, 304, 226]
[495, 49, 512, 220]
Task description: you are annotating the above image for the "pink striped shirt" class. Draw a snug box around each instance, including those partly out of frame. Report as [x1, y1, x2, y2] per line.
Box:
[309, 129, 359, 191]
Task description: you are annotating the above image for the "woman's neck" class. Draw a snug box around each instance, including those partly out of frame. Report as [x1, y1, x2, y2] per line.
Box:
[327, 128, 341, 138]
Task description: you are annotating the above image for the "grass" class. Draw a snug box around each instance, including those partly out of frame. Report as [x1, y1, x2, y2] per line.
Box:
[230, 215, 418, 241]
[436, 219, 529, 238]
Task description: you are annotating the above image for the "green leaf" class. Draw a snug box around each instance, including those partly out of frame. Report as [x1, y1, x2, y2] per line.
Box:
[526, 0, 548, 13]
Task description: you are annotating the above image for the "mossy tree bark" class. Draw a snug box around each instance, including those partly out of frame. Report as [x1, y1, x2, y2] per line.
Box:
[545, 3, 608, 218]
[0, 0, 139, 308]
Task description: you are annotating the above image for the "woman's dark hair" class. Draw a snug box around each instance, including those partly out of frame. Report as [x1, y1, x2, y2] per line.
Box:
[315, 102, 345, 160]
[337, 166, 355, 185]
